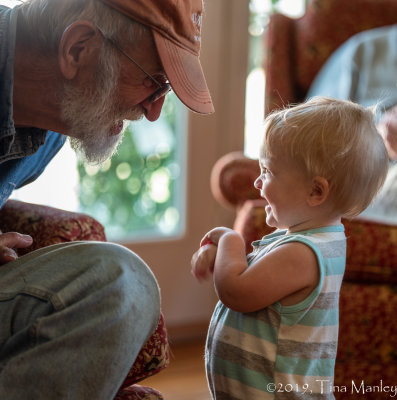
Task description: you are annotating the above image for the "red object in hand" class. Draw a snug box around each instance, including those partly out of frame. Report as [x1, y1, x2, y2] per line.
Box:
[201, 237, 214, 246]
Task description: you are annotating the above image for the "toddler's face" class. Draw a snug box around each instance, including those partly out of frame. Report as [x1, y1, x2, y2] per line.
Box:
[254, 156, 313, 232]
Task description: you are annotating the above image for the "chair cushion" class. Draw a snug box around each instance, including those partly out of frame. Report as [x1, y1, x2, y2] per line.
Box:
[344, 218, 397, 283]
[335, 282, 397, 397]
[114, 384, 164, 400]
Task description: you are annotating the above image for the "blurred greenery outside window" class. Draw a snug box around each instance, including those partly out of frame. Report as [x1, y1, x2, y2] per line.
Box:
[77, 93, 187, 241]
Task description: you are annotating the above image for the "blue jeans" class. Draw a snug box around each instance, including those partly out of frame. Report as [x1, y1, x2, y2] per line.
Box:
[0, 241, 161, 399]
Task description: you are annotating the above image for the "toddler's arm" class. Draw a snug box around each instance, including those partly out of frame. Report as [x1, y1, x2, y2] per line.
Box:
[192, 227, 319, 313]
[204, 229, 319, 313]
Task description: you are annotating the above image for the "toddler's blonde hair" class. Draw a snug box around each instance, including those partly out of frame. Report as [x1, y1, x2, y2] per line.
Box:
[261, 97, 389, 218]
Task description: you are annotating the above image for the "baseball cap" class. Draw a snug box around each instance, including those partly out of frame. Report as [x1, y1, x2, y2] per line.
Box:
[99, 0, 214, 114]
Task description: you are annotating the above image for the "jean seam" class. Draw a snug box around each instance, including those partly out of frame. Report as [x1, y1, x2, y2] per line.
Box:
[0, 287, 65, 312]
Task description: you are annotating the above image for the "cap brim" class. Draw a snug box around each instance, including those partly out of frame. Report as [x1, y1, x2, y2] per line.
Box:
[153, 31, 214, 115]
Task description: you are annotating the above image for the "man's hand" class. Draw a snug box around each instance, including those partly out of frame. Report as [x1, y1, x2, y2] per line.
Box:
[0, 231, 33, 264]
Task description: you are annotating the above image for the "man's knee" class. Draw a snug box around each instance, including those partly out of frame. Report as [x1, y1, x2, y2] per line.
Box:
[8, 241, 161, 339]
[88, 242, 161, 321]
[66, 241, 161, 332]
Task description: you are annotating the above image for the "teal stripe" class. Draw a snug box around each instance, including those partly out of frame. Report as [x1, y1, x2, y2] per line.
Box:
[275, 355, 335, 376]
[324, 257, 345, 275]
[282, 308, 339, 327]
[213, 357, 273, 392]
[295, 225, 345, 235]
[224, 311, 279, 344]
[299, 308, 339, 327]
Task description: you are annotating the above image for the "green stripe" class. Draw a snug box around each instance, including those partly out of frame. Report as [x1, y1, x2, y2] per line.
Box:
[275, 355, 335, 376]
[213, 357, 273, 392]
[224, 311, 279, 344]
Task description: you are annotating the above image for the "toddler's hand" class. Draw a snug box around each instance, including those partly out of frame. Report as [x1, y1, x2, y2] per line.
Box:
[200, 227, 234, 247]
[191, 243, 217, 282]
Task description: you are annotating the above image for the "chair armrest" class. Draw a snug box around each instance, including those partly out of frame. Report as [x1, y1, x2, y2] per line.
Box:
[210, 151, 261, 211]
[0, 199, 106, 255]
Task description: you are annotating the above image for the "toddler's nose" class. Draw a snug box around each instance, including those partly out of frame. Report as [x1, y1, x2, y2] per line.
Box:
[254, 177, 262, 189]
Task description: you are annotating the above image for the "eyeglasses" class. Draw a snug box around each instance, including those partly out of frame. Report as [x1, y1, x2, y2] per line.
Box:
[97, 28, 171, 104]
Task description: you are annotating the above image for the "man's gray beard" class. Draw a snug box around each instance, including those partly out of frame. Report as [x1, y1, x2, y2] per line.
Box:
[61, 50, 143, 165]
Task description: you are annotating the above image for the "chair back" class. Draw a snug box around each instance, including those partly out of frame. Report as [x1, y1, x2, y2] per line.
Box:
[265, 0, 397, 113]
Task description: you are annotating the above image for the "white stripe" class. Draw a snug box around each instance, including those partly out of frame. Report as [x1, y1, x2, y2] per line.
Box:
[216, 324, 277, 362]
[321, 274, 343, 293]
[274, 372, 334, 394]
[309, 231, 345, 244]
[214, 373, 275, 400]
[278, 324, 338, 343]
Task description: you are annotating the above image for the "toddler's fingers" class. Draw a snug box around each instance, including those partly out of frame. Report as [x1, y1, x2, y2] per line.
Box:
[191, 245, 215, 282]
[200, 236, 214, 247]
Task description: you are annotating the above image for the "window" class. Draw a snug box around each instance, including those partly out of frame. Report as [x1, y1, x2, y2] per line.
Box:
[76, 94, 187, 241]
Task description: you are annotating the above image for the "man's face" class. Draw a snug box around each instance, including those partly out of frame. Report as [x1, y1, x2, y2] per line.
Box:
[61, 44, 141, 164]
[61, 30, 167, 165]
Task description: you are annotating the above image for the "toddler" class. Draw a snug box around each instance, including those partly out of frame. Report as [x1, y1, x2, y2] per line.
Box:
[191, 97, 389, 399]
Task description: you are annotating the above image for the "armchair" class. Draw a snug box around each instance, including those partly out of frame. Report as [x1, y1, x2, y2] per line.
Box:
[0, 199, 169, 400]
[211, 0, 397, 398]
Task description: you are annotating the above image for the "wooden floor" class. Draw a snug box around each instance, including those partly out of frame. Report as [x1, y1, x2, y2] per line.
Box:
[144, 338, 211, 400]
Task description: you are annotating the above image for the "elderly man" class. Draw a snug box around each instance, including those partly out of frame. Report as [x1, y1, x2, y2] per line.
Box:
[0, 0, 213, 398]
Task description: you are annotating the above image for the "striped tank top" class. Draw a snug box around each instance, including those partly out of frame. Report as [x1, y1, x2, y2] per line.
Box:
[205, 225, 346, 399]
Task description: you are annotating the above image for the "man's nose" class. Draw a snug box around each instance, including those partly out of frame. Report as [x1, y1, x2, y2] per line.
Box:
[141, 95, 166, 122]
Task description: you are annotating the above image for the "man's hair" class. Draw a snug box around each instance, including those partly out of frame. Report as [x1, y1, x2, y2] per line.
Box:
[261, 97, 389, 218]
[18, 0, 147, 54]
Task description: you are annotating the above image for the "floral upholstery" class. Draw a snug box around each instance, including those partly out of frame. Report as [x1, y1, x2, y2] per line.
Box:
[119, 312, 170, 389]
[0, 200, 106, 255]
[211, 150, 397, 396]
[114, 385, 164, 400]
[0, 199, 169, 400]
[336, 283, 397, 399]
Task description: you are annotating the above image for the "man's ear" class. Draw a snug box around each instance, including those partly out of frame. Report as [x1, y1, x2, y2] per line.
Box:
[307, 176, 329, 207]
[58, 21, 100, 80]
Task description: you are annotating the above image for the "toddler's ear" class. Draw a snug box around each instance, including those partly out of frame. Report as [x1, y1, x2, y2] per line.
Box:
[307, 176, 329, 206]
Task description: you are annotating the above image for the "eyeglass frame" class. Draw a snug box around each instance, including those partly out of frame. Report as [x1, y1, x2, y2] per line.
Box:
[97, 28, 172, 104]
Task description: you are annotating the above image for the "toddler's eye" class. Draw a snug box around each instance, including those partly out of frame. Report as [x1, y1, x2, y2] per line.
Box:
[261, 167, 269, 175]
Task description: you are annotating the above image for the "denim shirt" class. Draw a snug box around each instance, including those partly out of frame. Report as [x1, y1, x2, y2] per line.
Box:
[0, 5, 66, 208]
